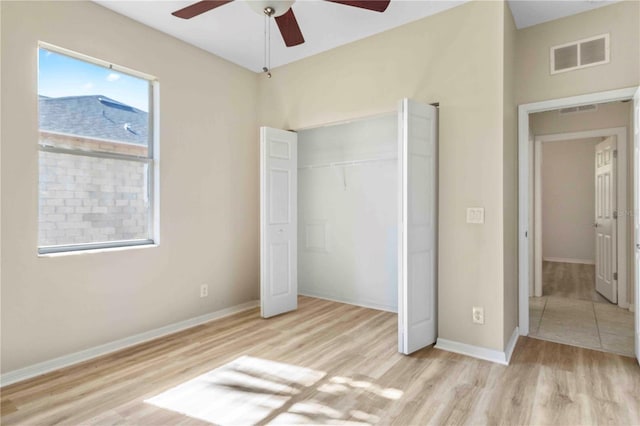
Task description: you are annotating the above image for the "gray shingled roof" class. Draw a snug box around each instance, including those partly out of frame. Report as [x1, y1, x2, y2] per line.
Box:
[38, 95, 148, 145]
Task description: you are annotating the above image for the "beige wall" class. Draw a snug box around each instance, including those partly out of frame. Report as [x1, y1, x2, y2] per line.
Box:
[516, 0, 640, 105]
[541, 138, 601, 262]
[0, 1, 259, 373]
[258, 0, 512, 352]
[502, 2, 518, 347]
[531, 101, 632, 135]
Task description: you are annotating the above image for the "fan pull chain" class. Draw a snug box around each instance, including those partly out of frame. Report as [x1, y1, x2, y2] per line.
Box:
[268, 15, 271, 75]
[263, 13, 267, 74]
[262, 7, 274, 78]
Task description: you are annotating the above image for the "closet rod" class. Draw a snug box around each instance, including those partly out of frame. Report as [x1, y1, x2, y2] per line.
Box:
[298, 156, 397, 170]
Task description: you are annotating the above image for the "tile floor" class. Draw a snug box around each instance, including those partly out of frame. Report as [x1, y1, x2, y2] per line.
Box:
[529, 296, 635, 357]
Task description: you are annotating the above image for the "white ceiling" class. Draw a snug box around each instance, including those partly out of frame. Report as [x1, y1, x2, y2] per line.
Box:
[94, 0, 622, 73]
[507, 0, 621, 30]
[95, 0, 466, 72]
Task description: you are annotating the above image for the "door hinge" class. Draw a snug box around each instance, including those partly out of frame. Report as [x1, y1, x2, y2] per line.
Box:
[613, 211, 618, 219]
[613, 150, 618, 158]
[613, 272, 618, 281]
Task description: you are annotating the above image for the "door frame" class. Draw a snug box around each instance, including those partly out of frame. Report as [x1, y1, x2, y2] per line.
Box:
[518, 86, 638, 336]
[532, 127, 627, 307]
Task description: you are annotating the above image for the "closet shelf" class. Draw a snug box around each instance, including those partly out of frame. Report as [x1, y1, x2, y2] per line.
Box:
[298, 156, 398, 170]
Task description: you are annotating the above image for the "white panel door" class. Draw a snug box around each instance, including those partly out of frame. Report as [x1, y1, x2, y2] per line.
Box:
[260, 127, 298, 318]
[633, 88, 640, 364]
[594, 136, 617, 303]
[398, 98, 437, 355]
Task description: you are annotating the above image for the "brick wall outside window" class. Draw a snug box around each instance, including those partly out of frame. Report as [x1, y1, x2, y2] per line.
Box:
[38, 133, 150, 246]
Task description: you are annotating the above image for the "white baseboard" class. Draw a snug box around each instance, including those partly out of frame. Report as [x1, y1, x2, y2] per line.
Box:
[543, 257, 595, 265]
[298, 290, 397, 313]
[504, 327, 520, 364]
[435, 327, 519, 366]
[0, 300, 259, 388]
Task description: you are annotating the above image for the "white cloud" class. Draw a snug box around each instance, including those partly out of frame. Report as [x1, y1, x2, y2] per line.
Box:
[106, 73, 121, 82]
[82, 82, 94, 90]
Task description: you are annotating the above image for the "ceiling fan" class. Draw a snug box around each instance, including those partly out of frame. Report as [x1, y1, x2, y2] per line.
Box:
[171, 0, 391, 47]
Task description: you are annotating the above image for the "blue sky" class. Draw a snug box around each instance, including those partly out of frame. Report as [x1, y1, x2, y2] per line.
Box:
[38, 48, 149, 112]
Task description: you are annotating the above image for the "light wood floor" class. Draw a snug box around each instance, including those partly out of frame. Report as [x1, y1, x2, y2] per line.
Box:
[542, 261, 609, 303]
[2, 296, 639, 425]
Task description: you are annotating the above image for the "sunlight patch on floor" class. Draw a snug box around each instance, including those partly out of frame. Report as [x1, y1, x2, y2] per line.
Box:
[144, 356, 403, 425]
[145, 356, 325, 425]
[325, 376, 403, 400]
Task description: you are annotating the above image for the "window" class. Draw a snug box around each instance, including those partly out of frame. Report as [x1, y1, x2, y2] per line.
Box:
[37, 44, 157, 254]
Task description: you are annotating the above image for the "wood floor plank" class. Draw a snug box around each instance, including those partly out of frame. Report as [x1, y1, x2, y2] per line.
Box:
[543, 261, 609, 303]
[1, 296, 638, 425]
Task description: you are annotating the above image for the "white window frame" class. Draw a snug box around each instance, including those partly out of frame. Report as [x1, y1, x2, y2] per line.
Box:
[550, 33, 610, 75]
[37, 42, 160, 255]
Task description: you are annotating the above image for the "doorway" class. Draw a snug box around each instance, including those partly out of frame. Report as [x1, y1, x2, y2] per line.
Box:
[518, 87, 640, 364]
[259, 99, 438, 356]
[530, 119, 631, 355]
[532, 125, 628, 306]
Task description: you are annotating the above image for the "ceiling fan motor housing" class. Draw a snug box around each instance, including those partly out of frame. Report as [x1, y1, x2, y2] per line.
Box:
[247, 0, 295, 17]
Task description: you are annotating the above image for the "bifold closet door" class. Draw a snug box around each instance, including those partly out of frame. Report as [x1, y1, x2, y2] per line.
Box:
[398, 99, 437, 355]
[260, 127, 298, 318]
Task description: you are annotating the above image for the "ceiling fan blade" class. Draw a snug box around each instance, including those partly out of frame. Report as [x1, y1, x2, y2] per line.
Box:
[171, 1, 234, 19]
[324, 0, 390, 13]
[274, 9, 305, 47]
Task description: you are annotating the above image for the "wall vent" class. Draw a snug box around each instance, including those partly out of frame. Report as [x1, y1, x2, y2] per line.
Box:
[550, 34, 609, 74]
[558, 104, 598, 115]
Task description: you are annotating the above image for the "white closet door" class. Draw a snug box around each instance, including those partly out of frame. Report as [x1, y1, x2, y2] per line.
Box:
[398, 99, 438, 355]
[260, 127, 298, 318]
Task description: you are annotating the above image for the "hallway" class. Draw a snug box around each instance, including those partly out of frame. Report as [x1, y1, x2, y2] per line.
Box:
[530, 261, 634, 357]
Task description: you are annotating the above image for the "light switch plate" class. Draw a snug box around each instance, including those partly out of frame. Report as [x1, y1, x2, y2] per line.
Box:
[466, 207, 485, 224]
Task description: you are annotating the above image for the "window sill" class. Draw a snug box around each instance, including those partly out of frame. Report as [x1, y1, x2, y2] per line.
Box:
[37, 243, 158, 258]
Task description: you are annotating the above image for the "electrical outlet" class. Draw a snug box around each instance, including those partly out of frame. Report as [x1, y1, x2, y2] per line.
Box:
[200, 284, 208, 298]
[472, 306, 484, 324]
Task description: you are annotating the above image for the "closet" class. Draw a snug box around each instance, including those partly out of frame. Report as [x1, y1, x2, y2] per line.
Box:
[260, 99, 437, 355]
[297, 113, 398, 312]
